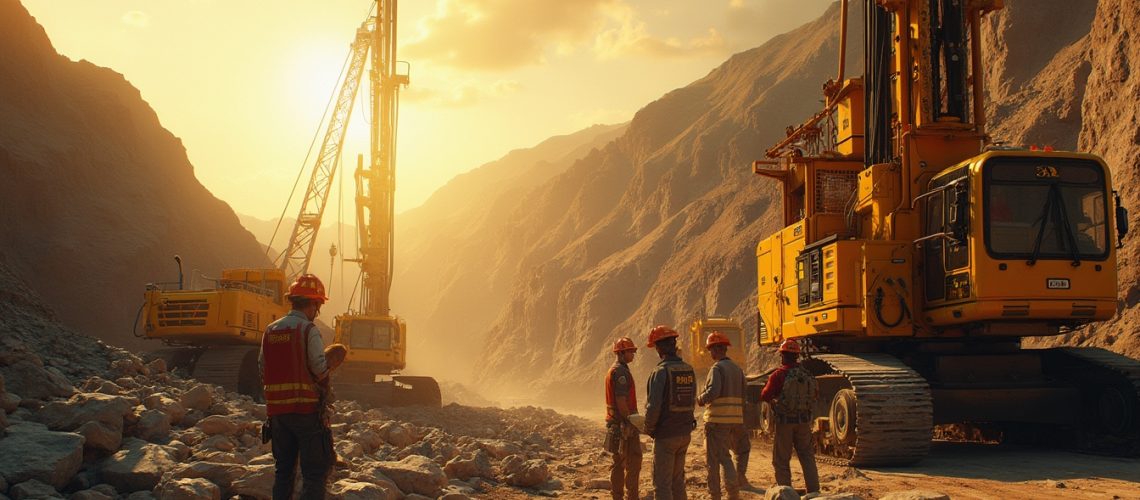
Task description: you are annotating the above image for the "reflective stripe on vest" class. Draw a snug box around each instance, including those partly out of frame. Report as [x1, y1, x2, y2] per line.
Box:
[261, 318, 319, 416]
[704, 359, 745, 424]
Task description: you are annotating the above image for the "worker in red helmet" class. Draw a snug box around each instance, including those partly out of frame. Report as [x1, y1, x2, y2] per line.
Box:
[259, 273, 333, 500]
[759, 338, 819, 498]
[697, 332, 749, 500]
[604, 337, 642, 500]
[643, 325, 697, 500]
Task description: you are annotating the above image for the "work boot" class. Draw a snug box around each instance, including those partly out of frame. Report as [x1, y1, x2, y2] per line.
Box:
[802, 492, 821, 500]
[726, 489, 742, 500]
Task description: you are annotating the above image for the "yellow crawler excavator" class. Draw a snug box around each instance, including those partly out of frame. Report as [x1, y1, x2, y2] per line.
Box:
[746, 0, 1139, 465]
[329, 0, 441, 408]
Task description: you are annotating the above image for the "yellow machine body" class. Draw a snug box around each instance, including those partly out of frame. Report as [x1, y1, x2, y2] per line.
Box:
[141, 268, 287, 345]
[689, 316, 746, 380]
[332, 314, 407, 380]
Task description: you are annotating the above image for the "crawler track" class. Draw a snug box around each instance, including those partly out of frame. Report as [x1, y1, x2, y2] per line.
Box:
[814, 353, 933, 466]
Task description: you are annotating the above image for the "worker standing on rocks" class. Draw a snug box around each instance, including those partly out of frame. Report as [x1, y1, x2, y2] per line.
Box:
[696, 331, 748, 500]
[605, 337, 643, 500]
[259, 274, 334, 500]
[760, 339, 820, 498]
[644, 325, 697, 500]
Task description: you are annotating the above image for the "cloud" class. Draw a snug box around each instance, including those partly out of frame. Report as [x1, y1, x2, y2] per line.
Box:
[121, 11, 150, 28]
[723, 0, 835, 42]
[403, 0, 620, 70]
[594, 4, 728, 60]
[403, 0, 728, 70]
[403, 79, 522, 107]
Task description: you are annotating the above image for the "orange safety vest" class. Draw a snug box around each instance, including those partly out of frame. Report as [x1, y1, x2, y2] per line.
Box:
[605, 361, 637, 423]
[261, 319, 320, 416]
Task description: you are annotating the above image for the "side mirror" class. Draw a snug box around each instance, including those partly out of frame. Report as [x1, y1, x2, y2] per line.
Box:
[1116, 191, 1129, 248]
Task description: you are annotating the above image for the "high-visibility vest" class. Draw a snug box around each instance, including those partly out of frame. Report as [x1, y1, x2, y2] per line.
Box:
[605, 361, 637, 423]
[261, 315, 320, 416]
[704, 358, 745, 425]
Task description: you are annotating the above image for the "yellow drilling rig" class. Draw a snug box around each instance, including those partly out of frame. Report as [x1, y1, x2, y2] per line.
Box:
[747, 0, 1138, 465]
[330, 0, 441, 407]
[140, 1, 438, 406]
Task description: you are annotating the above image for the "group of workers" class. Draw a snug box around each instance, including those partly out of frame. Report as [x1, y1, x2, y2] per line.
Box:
[605, 325, 820, 500]
[259, 273, 820, 500]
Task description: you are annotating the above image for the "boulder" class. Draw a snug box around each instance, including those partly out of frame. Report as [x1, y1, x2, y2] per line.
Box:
[443, 450, 493, 480]
[133, 409, 171, 442]
[1, 393, 19, 413]
[439, 493, 472, 500]
[228, 465, 275, 500]
[42, 367, 76, 398]
[585, 478, 611, 489]
[76, 421, 122, 454]
[336, 441, 365, 461]
[477, 439, 522, 459]
[385, 424, 414, 448]
[374, 455, 448, 496]
[154, 478, 222, 500]
[145, 358, 167, 375]
[142, 394, 186, 423]
[0, 422, 84, 489]
[0, 361, 72, 400]
[70, 489, 115, 500]
[878, 491, 950, 500]
[98, 438, 178, 493]
[330, 479, 400, 500]
[816, 495, 866, 500]
[179, 385, 214, 412]
[123, 491, 156, 500]
[197, 435, 236, 452]
[347, 428, 385, 454]
[165, 461, 247, 492]
[764, 485, 799, 500]
[37, 393, 134, 432]
[500, 455, 550, 488]
[9, 479, 61, 500]
[195, 415, 239, 436]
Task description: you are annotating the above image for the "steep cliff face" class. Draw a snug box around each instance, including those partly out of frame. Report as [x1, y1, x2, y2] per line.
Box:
[0, 2, 268, 350]
[391, 124, 627, 378]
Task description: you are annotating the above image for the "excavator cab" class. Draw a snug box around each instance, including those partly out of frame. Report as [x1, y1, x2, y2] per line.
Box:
[920, 151, 1119, 332]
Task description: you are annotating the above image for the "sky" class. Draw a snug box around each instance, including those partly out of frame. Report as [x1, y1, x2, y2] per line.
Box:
[23, 0, 833, 222]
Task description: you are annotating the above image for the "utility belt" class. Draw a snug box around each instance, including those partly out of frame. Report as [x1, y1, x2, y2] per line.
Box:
[773, 411, 812, 425]
[604, 421, 637, 454]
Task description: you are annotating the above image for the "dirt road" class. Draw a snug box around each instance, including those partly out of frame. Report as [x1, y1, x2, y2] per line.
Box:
[557, 424, 1140, 500]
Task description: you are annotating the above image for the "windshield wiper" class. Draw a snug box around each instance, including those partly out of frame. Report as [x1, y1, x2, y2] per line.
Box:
[1052, 184, 1082, 267]
[1027, 187, 1055, 266]
[1027, 184, 1082, 267]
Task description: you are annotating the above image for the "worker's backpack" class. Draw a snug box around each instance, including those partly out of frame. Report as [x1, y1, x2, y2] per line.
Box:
[775, 366, 817, 416]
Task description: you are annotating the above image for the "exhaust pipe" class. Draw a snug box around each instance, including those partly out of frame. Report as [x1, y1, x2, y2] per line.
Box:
[174, 255, 184, 290]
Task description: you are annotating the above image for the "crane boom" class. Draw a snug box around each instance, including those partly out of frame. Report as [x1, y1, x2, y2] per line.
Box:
[279, 21, 373, 283]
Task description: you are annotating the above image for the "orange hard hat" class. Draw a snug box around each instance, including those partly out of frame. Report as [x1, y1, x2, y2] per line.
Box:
[778, 338, 801, 354]
[612, 337, 638, 353]
[287, 273, 328, 303]
[647, 325, 679, 348]
[705, 331, 731, 349]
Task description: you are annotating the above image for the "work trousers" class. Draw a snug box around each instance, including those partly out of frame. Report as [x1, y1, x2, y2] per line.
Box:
[609, 430, 643, 500]
[704, 424, 742, 500]
[271, 412, 334, 500]
[733, 425, 750, 486]
[652, 434, 691, 500]
[772, 420, 819, 493]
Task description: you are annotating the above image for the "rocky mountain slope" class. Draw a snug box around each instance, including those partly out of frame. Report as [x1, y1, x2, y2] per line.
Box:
[390, 0, 1140, 409]
[0, 1, 268, 351]
[390, 123, 627, 378]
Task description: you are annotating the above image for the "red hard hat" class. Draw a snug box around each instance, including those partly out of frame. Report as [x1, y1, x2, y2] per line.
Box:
[287, 273, 328, 303]
[647, 325, 679, 348]
[705, 331, 731, 349]
[612, 337, 638, 353]
[778, 338, 801, 354]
